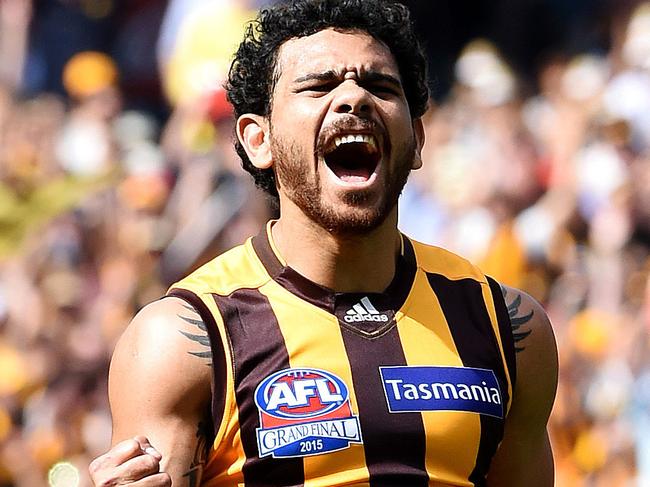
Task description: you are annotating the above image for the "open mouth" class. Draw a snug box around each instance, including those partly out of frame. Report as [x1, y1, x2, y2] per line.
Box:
[323, 134, 381, 183]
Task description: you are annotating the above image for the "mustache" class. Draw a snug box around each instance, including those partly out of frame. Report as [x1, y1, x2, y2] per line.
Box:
[315, 117, 386, 152]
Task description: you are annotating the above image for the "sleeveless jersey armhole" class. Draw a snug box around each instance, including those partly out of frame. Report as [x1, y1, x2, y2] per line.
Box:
[485, 277, 517, 393]
[164, 288, 228, 447]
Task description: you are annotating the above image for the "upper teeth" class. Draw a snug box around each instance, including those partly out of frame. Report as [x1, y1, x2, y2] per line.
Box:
[333, 134, 377, 151]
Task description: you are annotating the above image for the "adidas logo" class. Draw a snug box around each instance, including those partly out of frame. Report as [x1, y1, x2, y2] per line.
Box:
[344, 297, 389, 323]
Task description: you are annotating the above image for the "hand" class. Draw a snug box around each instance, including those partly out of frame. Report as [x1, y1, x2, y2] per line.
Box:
[89, 436, 171, 486]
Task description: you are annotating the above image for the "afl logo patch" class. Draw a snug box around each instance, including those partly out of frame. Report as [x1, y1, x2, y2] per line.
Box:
[254, 368, 362, 458]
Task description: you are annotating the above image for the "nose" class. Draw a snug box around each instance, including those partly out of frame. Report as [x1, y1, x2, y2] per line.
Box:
[333, 81, 372, 116]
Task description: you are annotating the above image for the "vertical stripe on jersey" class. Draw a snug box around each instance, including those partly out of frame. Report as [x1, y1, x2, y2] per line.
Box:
[263, 284, 369, 487]
[340, 326, 429, 487]
[425, 274, 509, 487]
[212, 290, 305, 487]
[396, 272, 480, 485]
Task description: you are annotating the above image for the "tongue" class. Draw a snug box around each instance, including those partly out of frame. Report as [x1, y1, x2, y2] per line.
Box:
[335, 165, 372, 182]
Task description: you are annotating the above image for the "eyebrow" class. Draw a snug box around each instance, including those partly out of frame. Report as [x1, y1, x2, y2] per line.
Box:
[292, 70, 403, 89]
[292, 70, 340, 84]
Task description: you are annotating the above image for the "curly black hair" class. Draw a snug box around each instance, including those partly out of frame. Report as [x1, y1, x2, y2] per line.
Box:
[226, 0, 429, 199]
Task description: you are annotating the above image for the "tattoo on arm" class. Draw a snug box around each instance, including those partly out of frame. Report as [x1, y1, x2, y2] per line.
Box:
[500, 286, 533, 353]
[183, 421, 210, 487]
[178, 303, 213, 364]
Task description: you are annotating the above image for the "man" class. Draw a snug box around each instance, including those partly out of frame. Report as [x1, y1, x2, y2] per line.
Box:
[89, 0, 558, 485]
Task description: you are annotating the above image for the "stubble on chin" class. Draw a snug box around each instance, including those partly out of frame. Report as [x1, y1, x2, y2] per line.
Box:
[271, 134, 415, 236]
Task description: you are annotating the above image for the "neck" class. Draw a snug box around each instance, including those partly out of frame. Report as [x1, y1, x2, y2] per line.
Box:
[271, 206, 401, 293]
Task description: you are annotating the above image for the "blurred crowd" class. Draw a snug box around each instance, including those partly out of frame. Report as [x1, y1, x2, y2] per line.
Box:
[0, 0, 649, 486]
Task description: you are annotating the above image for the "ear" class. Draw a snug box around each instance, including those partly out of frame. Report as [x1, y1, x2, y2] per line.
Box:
[236, 114, 272, 169]
[411, 117, 425, 170]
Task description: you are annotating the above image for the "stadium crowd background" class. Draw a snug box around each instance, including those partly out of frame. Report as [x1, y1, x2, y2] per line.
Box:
[0, 0, 649, 485]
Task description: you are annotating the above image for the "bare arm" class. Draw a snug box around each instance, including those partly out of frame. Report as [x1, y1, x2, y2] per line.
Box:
[486, 285, 559, 487]
[92, 297, 214, 486]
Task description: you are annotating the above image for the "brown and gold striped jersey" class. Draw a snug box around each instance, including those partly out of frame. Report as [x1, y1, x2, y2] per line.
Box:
[168, 222, 516, 487]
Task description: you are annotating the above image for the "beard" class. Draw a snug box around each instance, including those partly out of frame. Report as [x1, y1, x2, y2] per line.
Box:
[270, 127, 416, 236]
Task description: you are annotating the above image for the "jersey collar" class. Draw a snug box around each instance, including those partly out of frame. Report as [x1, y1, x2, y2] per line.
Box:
[251, 221, 417, 317]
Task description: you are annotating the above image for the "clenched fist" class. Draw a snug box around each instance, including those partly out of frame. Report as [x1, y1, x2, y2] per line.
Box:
[89, 436, 171, 486]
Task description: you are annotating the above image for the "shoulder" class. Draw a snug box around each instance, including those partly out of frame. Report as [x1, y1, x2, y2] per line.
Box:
[108, 298, 218, 481]
[171, 237, 271, 296]
[109, 297, 213, 414]
[407, 237, 486, 283]
[500, 284, 558, 422]
[486, 284, 558, 485]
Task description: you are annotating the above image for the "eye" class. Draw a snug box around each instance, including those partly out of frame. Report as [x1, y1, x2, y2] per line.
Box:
[296, 83, 336, 95]
[366, 83, 400, 97]
[307, 85, 331, 92]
